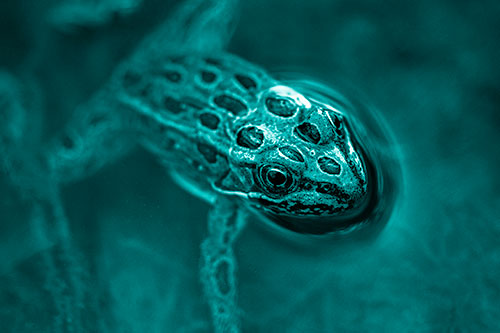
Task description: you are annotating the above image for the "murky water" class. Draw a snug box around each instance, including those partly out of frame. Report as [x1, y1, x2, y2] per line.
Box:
[1, 0, 499, 332]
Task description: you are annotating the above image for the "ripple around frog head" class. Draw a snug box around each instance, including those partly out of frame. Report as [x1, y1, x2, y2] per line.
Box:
[247, 78, 404, 243]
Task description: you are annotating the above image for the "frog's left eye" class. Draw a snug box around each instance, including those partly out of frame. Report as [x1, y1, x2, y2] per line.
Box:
[256, 164, 296, 195]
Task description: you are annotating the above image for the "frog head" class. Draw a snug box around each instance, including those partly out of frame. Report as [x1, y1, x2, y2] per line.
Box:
[215, 85, 376, 235]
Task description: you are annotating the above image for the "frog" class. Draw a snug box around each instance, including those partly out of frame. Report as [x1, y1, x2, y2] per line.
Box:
[111, 54, 371, 233]
[0, 0, 398, 332]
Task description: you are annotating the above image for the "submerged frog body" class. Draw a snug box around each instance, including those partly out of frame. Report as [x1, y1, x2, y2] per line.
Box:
[0, 0, 400, 331]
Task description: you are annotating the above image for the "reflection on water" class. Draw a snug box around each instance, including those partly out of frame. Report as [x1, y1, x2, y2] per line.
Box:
[1, 0, 499, 332]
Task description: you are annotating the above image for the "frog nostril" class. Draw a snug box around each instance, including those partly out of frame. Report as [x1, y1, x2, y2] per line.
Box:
[318, 156, 341, 175]
[294, 122, 321, 144]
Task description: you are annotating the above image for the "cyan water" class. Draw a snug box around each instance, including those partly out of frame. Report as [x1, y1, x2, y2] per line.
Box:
[1, 0, 499, 332]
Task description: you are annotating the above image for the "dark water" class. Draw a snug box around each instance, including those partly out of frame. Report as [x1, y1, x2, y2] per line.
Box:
[1, 0, 499, 331]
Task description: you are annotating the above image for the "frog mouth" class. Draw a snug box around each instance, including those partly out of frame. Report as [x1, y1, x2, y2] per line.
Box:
[251, 197, 376, 235]
[252, 198, 367, 235]
[252, 197, 348, 216]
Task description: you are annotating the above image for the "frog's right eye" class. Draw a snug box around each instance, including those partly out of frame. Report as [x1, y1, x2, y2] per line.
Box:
[256, 164, 296, 195]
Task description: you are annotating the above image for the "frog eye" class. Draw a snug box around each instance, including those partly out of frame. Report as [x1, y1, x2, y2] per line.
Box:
[256, 164, 296, 195]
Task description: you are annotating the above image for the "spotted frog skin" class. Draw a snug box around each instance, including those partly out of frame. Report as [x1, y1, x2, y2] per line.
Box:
[113, 53, 370, 234]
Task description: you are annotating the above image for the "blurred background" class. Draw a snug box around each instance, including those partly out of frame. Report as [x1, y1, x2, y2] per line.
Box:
[1, 0, 499, 331]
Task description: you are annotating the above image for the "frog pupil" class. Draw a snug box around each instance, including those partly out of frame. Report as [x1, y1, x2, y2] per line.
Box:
[266, 168, 287, 186]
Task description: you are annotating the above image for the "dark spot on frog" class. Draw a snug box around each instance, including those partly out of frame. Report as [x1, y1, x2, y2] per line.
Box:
[162, 70, 181, 83]
[164, 136, 175, 149]
[236, 126, 264, 149]
[316, 182, 332, 194]
[122, 70, 141, 88]
[294, 122, 321, 144]
[331, 113, 342, 129]
[199, 112, 220, 130]
[213, 94, 248, 115]
[163, 96, 185, 114]
[278, 146, 304, 162]
[138, 83, 153, 98]
[235, 74, 257, 90]
[318, 156, 341, 175]
[329, 113, 344, 137]
[265, 97, 297, 117]
[190, 159, 202, 170]
[215, 259, 232, 295]
[205, 57, 220, 66]
[201, 71, 216, 83]
[183, 97, 205, 111]
[197, 142, 218, 163]
[168, 55, 185, 64]
[162, 96, 204, 114]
